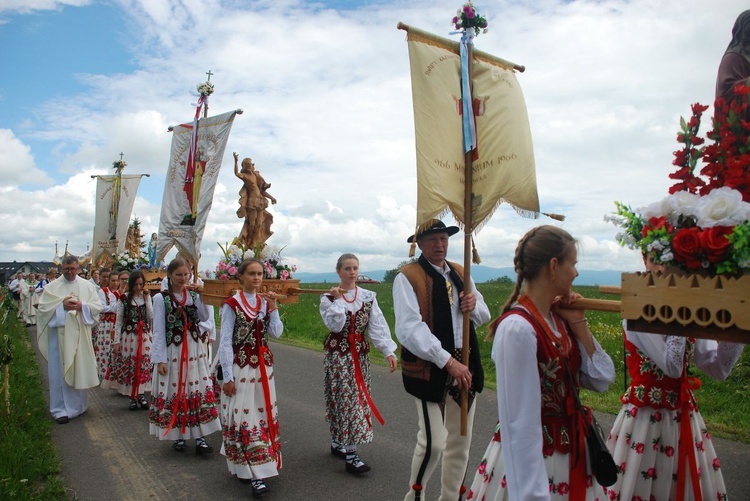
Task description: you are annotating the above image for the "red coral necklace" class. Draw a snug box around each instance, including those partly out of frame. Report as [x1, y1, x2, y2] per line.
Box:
[341, 287, 358, 304]
[239, 291, 261, 318]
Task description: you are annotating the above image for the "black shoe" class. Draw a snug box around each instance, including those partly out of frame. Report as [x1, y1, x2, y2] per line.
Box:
[345, 455, 371, 474]
[330, 443, 347, 458]
[173, 439, 186, 452]
[55, 416, 70, 424]
[138, 394, 149, 409]
[195, 437, 213, 456]
[249, 479, 269, 497]
[129, 399, 138, 411]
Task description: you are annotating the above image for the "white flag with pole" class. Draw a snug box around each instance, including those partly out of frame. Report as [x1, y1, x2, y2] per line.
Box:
[156, 109, 240, 266]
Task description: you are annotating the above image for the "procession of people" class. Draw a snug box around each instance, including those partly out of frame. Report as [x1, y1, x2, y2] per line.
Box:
[14, 212, 741, 500]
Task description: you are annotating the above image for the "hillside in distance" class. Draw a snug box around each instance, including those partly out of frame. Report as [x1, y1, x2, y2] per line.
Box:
[295, 265, 624, 286]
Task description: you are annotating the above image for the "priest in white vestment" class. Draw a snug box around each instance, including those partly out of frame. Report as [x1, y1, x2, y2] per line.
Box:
[37, 256, 102, 423]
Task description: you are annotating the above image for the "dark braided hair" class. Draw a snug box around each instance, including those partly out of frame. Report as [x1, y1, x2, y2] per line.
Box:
[487, 225, 577, 340]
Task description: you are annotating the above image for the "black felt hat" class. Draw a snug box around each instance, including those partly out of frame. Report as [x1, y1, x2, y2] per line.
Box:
[407, 219, 460, 243]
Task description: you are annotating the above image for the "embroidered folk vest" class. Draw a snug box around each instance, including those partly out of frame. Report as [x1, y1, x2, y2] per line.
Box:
[503, 308, 584, 456]
[621, 337, 696, 411]
[225, 297, 274, 369]
[159, 290, 203, 346]
[324, 301, 372, 357]
[398, 255, 484, 402]
[121, 297, 147, 336]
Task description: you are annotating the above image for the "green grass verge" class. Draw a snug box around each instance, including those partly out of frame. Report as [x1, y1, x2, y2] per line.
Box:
[275, 282, 750, 443]
[0, 315, 67, 500]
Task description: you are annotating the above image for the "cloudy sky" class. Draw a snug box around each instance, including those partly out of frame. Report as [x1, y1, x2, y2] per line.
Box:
[1, 0, 746, 276]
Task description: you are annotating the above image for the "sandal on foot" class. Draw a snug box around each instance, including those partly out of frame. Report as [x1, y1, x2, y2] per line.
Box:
[330, 443, 347, 458]
[195, 437, 213, 456]
[249, 479, 269, 497]
[129, 399, 138, 411]
[345, 455, 371, 474]
[138, 394, 149, 409]
[173, 439, 186, 452]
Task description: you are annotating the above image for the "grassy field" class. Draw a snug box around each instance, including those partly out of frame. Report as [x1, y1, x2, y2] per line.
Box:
[279, 282, 750, 443]
[0, 315, 67, 500]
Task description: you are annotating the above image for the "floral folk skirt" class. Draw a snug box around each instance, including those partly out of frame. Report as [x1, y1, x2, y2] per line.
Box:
[604, 403, 727, 501]
[220, 362, 281, 480]
[148, 338, 221, 441]
[323, 348, 374, 446]
[103, 324, 153, 396]
[94, 317, 116, 381]
[467, 422, 607, 500]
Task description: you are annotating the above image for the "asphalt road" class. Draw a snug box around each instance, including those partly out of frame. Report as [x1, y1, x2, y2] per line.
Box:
[31, 329, 750, 500]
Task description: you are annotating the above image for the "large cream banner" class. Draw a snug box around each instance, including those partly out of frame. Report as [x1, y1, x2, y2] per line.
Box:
[92, 174, 145, 267]
[156, 109, 238, 265]
[407, 30, 539, 234]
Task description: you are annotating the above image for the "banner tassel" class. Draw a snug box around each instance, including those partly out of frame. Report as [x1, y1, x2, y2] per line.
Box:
[542, 212, 566, 221]
[471, 237, 481, 264]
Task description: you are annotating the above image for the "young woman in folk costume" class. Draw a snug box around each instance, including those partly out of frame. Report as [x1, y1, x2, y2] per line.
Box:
[319, 253, 398, 475]
[218, 258, 283, 498]
[603, 254, 746, 501]
[467, 225, 615, 501]
[93, 268, 119, 381]
[149, 258, 220, 455]
[105, 270, 154, 411]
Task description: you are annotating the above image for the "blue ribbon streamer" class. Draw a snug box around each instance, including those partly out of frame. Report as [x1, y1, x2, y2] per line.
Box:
[459, 31, 476, 153]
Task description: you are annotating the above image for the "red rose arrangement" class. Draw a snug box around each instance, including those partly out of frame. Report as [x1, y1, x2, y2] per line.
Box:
[607, 84, 750, 275]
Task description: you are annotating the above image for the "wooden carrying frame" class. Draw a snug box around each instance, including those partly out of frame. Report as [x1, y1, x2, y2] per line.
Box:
[619, 272, 750, 343]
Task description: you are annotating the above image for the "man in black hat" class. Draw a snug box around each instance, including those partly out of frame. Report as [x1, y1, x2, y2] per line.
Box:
[393, 219, 490, 501]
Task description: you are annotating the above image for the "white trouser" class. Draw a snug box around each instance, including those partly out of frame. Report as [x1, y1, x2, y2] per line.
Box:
[404, 395, 477, 501]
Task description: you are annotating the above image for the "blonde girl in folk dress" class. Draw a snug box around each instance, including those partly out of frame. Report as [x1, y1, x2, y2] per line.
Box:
[150, 258, 220, 455]
[603, 254, 745, 501]
[320, 253, 398, 475]
[219, 258, 283, 498]
[108, 270, 154, 411]
[467, 226, 615, 501]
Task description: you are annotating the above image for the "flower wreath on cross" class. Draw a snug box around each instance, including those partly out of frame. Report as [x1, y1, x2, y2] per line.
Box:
[452, 2, 488, 37]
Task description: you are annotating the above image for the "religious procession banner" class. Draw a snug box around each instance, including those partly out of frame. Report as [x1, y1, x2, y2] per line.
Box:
[156, 109, 239, 264]
[91, 174, 145, 268]
[406, 27, 539, 233]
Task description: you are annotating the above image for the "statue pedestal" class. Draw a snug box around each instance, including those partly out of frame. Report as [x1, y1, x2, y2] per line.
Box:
[201, 279, 301, 307]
